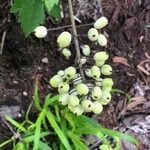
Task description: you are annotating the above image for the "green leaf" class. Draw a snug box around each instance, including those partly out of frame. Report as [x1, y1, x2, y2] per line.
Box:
[5, 115, 26, 132]
[23, 132, 52, 143]
[33, 109, 46, 150]
[68, 131, 89, 150]
[11, 0, 45, 36]
[44, 0, 56, 13]
[38, 141, 52, 150]
[46, 111, 72, 150]
[50, 4, 61, 19]
[33, 80, 42, 111]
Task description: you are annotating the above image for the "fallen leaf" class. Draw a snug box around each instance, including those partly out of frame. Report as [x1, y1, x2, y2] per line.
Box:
[113, 56, 130, 66]
[137, 65, 150, 76]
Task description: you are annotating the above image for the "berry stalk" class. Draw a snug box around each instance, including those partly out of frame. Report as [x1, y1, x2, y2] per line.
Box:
[67, 0, 85, 81]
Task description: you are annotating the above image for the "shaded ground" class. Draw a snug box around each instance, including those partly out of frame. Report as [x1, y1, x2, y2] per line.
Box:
[0, 0, 150, 149]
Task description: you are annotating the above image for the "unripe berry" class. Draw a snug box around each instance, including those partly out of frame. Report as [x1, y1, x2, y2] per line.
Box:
[57, 31, 72, 48]
[98, 34, 107, 47]
[68, 95, 79, 107]
[62, 48, 71, 59]
[64, 66, 76, 80]
[95, 78, 103, 86]
[85, 69, 92, 77]
[94, 16, 108, 29]
[99, 144, 112, 150]
[82, 99, 93, 112]
[102, 86, 112, 92]
[94, 51, 109, 62]
[91, 66, 101, 79]
[101, 64, 112, 75]
[72, 105, 84, 116]
[58, 82, 70, 94]
[34, 26, 47, 38]
[92, 101, 103, 114]
[87, 28, 99, 41]
[81, 45, 91, 56]
[99, 91, 111, 105]
[57, 70, 64, 77]
[76, 83, 89, 96]
[101, 78, 114, 87]
[50, 75, 62, 88]
[96, 61, 105, 67]
[59, 93, 69, 105]
[80, 57, 87, 65]
[91, 86, 102, 100]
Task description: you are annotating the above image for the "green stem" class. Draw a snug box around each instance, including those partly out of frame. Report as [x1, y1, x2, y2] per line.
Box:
[0, 138, 14, 148]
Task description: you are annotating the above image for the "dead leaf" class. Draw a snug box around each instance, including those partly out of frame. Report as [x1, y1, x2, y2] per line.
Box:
[113, 56, 130, 66]
[137, 65, 150, 76]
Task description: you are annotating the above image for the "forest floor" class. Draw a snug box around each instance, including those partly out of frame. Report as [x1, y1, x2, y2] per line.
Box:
[0, 0, 150, 149]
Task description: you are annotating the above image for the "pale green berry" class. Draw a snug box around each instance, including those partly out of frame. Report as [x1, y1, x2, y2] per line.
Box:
[50, 75, 62, 88]
[76, 83, 89, 96]
[91, 66, 101, 79]
[64, 66, 76, 80]
[81, 45, 91, 56]
[72, 105, 84, 116]
[80, 57, 87, 65]
[92, 101, 103, 114]
[95, 78, 103, 86]
[98, 34, 107, 47]
[94, 51, 109, 62]
[58, 82, 70, 94]
[96, 61, 105, 67]
[68, 104, 75, 112]
[87, 28, 99, 41]
[68, 95, 79, 107]
[57, 70, 64, 77]
[57, 31, 72, 48]
[99, 91, 111, 105]
[91, 86, 102, 100]
[94, 16, 108, 29]
[62, 48, 71, 59]
[82, 99, 93, 112]
[101, 78, 114, 87]
[34, 26, 47, 38]
[102, 86, 112, 92]
[99, 144, 112, 150]
[101, 64, 112, 75]
[85, 69, 92, 77]
[59, 93, 69, 105]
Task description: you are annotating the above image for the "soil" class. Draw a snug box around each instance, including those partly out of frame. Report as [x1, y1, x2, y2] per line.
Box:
[0, 0, 150, 149]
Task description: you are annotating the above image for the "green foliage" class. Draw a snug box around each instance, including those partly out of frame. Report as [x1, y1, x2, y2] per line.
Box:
[11, 0, 61, 36]
[0, 83, 138, 150]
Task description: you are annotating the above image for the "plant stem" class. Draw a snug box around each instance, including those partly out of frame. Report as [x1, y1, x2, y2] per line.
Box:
[0, 138, 14, 148]
[67, 0, 85, 81]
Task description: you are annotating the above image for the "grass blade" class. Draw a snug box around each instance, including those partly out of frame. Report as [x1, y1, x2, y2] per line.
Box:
[5, 115, 26, 132]
[46, 111, 72, 150]
[33, 109, 46, 150]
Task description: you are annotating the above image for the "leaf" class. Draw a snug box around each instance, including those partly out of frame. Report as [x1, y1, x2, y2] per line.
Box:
[11, 0, 45, 36]
[5, 115, 26, 132]
[50, 4, 61, 19]
[33, 109, 46, 150]
[38, 141, 52, 150]
[44, 0, 56, 13]
[68, 131, 89, 150]
[46, 111, 72, 150]
[33, 80, 42, 111]
[23, 132, 52, 143]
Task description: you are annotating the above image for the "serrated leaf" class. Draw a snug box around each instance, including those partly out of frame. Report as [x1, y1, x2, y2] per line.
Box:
[50, 4, 61, 19]
[44, 0, 56, 13]
[11, 0, 45, 36]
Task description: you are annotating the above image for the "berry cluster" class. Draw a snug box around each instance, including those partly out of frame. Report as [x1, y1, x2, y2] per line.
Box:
[49, 50, 113, 116]
[34, 16, 113, 116]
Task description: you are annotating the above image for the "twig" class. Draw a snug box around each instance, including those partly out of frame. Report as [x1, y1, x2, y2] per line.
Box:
[47, 23, 93, 31]
[97, 0, 104, 15]
[0, 31, 6, 55]
[2, 118, 22, 140]
[67, 0, 85, 81]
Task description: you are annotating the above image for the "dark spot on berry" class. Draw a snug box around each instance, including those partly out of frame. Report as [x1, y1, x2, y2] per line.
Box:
[67, 74, 71, 78]
[92, 34, 96, 37]
[93, 75, 97, 78]
[94, 96, 98, 99]
[60, 86, 63, 88]
[88, 104, 91, 107]
[107, 97, 110, 100]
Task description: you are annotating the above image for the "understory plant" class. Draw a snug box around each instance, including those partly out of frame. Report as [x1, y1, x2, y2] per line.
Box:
[0, 81, 138, 150]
